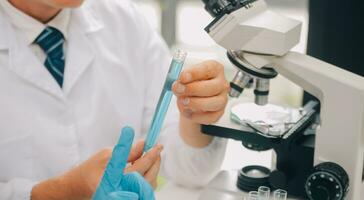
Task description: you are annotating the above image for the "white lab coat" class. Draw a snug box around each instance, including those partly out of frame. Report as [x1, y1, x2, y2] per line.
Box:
[0, 0, 227, 199]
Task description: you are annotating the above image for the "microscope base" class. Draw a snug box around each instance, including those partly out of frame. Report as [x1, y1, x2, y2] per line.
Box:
[199, 170, 302, 200]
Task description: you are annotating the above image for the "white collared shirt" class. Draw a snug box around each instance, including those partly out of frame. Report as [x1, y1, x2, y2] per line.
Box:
[0, 0, 70, 63]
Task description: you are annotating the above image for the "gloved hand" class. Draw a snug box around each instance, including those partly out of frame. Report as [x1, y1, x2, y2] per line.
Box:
[92, 127, 155, 200]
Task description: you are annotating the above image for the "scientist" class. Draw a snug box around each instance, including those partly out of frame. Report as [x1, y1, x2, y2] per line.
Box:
[0, 0, 229, 199]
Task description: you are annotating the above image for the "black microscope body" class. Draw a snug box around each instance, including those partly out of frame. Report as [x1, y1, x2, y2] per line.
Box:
[201, 101, 318, 199]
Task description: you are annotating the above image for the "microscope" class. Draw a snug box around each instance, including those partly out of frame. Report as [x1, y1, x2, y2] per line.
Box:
[198, 0, 364, 199]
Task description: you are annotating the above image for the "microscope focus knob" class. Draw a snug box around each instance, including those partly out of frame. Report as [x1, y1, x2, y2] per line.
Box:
[305, 162, 349, 200]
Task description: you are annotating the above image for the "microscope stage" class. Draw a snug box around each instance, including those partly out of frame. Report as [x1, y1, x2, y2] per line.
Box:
[201, 99, 317, 143]
[201, 99, 258, 140]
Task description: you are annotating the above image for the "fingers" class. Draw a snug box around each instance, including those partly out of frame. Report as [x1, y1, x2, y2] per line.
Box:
[172, 60, 228, 125]
[144, 156, 161, 189]
[177, 93, 228, 113]
[172, 77, 229, 97]
[125, 144, 163, 176]
[181, 109, 225, 125]
[105, 126, 135, 188]
[178, 60, 223, 84]
[128, 140, 145, 163]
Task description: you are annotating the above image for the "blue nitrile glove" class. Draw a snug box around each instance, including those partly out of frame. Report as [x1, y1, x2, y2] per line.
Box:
[92, 126, 155, 200]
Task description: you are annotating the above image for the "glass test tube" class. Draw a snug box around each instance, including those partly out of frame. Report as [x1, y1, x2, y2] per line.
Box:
[247, 191, 259, 200]
[258, 186, 270, 200]
[273, 189, 287, 200]
[143, 50, 187, 152]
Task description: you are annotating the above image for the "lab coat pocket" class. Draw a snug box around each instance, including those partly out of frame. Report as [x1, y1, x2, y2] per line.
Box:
[0, 134, 33, 180]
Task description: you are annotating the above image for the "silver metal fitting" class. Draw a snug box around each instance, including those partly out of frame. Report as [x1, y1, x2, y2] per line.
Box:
[229, 70, 252, 98]
[254, 78, 270, 106]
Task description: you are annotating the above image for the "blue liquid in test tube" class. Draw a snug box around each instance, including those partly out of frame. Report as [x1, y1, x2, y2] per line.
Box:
[143, 50, 187, 152]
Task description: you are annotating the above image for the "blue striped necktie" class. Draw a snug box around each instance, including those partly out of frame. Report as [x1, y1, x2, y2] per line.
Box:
[35, 26, 65, 87]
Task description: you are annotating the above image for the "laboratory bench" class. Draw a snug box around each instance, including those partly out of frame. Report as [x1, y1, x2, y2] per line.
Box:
[156, 170, 298, 200]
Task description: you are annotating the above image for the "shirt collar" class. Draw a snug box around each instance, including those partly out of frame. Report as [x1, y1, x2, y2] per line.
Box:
[0, 0, 70, 45]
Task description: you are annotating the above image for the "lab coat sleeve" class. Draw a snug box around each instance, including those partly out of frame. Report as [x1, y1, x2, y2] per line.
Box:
[129, 3, 228, 187]
[159, 109, 228, 188]
[0, 178, 37, 200]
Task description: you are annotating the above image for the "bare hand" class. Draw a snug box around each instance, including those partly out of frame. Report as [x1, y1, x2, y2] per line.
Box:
[172, 60, 229, 125]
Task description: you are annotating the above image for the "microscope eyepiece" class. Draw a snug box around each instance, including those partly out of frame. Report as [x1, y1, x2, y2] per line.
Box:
[202, 0, 232, 17]
[202, 0, 257, 18]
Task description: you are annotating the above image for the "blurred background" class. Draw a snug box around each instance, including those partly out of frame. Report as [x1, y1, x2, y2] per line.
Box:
[133, 0, 309, 171]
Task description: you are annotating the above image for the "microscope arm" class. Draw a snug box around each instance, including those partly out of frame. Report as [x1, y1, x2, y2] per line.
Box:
[270, 52, 364, 200]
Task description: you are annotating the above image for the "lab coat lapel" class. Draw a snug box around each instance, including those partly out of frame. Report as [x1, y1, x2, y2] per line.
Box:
[62, 6, 103, 95]
[0, 12, 65, 100]
[0, 13, 9, 50]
